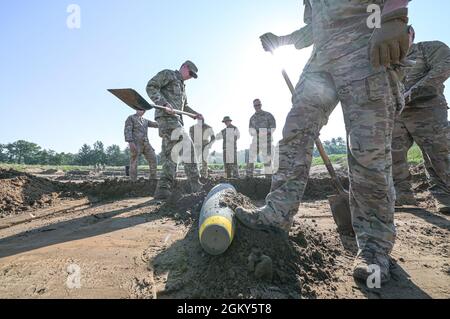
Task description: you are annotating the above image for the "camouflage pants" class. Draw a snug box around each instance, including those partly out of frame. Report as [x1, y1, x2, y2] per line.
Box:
[130, 140, 157, 181]
[223, 148, 239, 179]
[265, 52, 399, 254]
[157, 118, 200, 190]
[246, 136, 273, 176]
[392, 106, 449, 194]
[194, 144, 211, 178]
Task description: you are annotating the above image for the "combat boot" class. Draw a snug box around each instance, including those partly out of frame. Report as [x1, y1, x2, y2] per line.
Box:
[190, 180, 204, 193]
[235, 205, 291, 234]
[429, 185, 450, 214]
[353, 250, 392, 285]
[395, 192, 417, 206]
[435, 197, 450, 215]
[154, 186, 171, 201]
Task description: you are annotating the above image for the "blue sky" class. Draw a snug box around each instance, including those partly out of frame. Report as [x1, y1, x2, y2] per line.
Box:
[0, 1, 449, 154]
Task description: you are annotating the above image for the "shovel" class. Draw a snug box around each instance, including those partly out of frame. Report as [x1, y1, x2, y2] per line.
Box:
[271, 52, 354, 235]
[108, 88, 198, 119]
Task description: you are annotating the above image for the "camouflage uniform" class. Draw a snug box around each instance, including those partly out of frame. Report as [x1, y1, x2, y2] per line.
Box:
[216, 125, 240, 178]
[190, 122, 215, 178]
[247, 110, 277, 177]
[146, 69, 201, 191]
[244, 0, 405, 256]
[124, 114, 159, 181]
[392, 41, 450, 206]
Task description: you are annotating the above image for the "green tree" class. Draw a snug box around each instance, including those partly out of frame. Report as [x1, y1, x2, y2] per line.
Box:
[77, 144, 93, 166]
[92, 141, 107, 165]
[0, 144, 8, 163]
[6, 140, 41, 164]
[106, 145, 126, 166]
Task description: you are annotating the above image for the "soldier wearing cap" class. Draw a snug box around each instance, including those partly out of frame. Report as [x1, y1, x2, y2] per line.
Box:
[216, 116, 240, 179]
[147, 60, 204, 200]
[247, 99, 277, 178]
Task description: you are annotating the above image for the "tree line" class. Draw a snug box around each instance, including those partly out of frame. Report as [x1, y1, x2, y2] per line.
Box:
[0, 140, 156, 167]
[0, 138, 347, 166]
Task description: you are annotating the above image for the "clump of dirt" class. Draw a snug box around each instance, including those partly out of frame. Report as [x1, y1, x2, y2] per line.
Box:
[146, 191, 341, 299]
[157, 191, 207, 226]
[0, 169, 83, 218]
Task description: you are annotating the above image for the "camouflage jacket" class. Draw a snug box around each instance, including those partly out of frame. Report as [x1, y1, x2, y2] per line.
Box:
[216, 125, 240, 150]
[124, 114, 158, 143]
[249, 111, 276, 136]
[146, 69, 198, 124]
[189, 123, 216, 147]
[404, 41, 450, 108]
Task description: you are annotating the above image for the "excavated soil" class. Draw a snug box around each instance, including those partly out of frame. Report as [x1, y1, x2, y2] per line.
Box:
[0, 165, 449, 299]
[0, 167, 347, 219]
[0, 170, 83, 218]
[141, 191, 341, 299]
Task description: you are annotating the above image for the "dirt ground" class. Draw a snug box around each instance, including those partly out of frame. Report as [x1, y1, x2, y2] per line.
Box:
[0, 167, 449, 299]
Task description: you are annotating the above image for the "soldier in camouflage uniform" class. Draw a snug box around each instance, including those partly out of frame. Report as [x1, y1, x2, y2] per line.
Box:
[216, 117, 240, 179]
[392, 28, 450, 213]
[246, 99, 277, 178]
[190, 120, 216, 178]
[146, 61, 204, 200]
[236, 0, 411, 284]
[124, 110, 159, 181]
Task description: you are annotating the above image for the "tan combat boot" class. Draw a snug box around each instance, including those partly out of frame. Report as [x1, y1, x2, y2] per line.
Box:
[395, 192, 417, 206]
[353, 250, 392, 285]
[154, 185, 171, 201]
[235, 205, 291, 235]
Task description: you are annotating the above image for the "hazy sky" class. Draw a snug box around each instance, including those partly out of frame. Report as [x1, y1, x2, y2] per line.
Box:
[1, 1, 449, 154]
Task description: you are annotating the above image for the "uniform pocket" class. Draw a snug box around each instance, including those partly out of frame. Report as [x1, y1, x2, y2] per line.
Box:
[365, 73, 387, 102]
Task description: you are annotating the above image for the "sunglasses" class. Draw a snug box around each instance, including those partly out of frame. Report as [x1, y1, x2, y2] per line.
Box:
[254, 104, 262, 107]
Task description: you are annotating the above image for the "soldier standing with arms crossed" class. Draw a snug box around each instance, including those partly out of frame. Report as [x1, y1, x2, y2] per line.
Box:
[216, 116, 240, 179]
[247, 99, 277, 178]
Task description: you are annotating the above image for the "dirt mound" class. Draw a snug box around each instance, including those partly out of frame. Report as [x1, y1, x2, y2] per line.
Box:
[72, 179, 157, 200]
[0, 169, 83, 218]
[143, 191, 341, 299]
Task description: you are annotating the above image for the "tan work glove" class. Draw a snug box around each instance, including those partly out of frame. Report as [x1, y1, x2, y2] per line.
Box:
[260, 33, 281, 52]
[369, 8, 409, 68]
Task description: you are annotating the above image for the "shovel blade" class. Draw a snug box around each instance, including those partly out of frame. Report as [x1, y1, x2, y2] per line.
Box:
[328, 194, 354, 236]
[108, 88, 154, 111]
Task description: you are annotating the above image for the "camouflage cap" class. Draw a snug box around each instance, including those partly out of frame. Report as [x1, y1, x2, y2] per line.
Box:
[222, 116, 232, 123]
[183, 60, 198, 79]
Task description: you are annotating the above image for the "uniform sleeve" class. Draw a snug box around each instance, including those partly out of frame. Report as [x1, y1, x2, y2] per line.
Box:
[215, 130, 223, 141]
[249, 115, 257, 136]
[235, 128, 241, 140]
[183, 101, 199, 116]
[146, 70, 173, 106]
[268, 113, 277, 130]
[124, 117, 134, 143]
[147, 120, 159, 128]
[278, 1, 313, 50]
[291, 24, 314, 50]
[412, 42, 450, 91]
[303, 0, 312, 25]
[208, 127, 216, 144]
